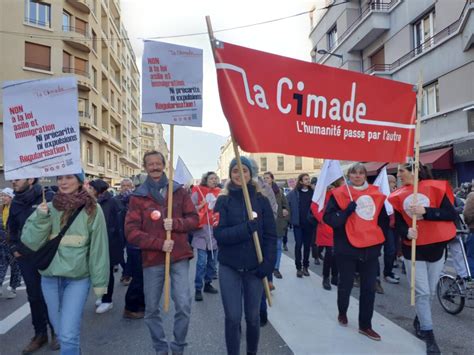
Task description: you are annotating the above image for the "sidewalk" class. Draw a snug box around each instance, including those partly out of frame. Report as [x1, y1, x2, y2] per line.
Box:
[268, 254, 425, 355]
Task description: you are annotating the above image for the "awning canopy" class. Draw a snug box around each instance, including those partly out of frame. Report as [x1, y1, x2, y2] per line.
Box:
[385, 147, 453, 173]
[365, 162, 388, 176]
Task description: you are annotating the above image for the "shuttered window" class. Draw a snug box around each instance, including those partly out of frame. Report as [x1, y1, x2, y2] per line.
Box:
[25, 42, 51, 71]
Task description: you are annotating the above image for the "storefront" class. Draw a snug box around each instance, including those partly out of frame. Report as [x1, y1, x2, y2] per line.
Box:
[454, 140, 474, 185]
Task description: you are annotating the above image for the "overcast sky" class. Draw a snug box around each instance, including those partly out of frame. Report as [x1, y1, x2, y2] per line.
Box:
[122, 0, 325, 137]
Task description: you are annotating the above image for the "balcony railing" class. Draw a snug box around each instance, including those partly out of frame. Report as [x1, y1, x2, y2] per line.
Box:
[63, 67, 90, 77]
[365, 2, 470, 74]
[24, 17, 51, 28]
[79, 110, 90, 118]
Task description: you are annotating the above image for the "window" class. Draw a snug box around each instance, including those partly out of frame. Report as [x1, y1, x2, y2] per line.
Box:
[328, 25, 338, 50]
[92, 30, 97, 52]
[74, 57, 88, 76]
[92, 66, 97, 88]
[62, 11, 71, 31]
[260, 157, 267, 172]
[75, 18, 87, 36]
[277, 156, 284, 171]
[295, 157, 303, 170]
[92, 104, 98, 126]
[62, 51, 71, 72]
[25, 0, 51, 28]
[86, 141, 93, 164]
[414, 10, 435, 54]
[422, 82, 439, 116]
[107, 151, 111, 169]
[25, 42, 51, 71]
[114, 154, 118, 171]
[313, 158, 320, 170]
[78, 98, 89, 117]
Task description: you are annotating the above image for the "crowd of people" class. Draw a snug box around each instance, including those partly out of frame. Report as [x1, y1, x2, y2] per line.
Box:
[1, 151, 473, 355]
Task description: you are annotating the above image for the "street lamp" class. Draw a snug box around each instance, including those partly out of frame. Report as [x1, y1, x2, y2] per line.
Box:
[317, 49, 343, 62]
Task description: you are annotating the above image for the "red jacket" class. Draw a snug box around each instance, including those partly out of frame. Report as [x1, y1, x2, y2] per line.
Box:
[311, 197, 334, 247]
[125, 183, 199, 268]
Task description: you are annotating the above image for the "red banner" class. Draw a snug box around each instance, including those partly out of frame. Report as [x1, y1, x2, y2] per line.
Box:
[214, 41, 416, 163]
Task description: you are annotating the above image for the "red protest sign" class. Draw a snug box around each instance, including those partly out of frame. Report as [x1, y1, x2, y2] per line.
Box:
[214, 41, 416, 163]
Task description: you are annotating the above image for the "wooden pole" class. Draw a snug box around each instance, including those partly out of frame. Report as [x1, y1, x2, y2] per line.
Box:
[205, 16, 272, 306]
[410, 73, 423, 306]
[164, 124, 175, 312]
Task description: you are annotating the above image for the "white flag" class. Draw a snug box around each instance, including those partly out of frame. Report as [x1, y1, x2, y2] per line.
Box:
[373, 166, 394, 215]
[174, 156, 193, 185]
[312, 160, 344, 212]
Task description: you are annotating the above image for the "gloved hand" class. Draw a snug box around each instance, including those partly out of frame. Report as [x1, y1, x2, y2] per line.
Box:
[346, 201, 357, 214]
[254, 263, 269, 279]
[247, 219, 258, 234]
[407, 228, 417, 240]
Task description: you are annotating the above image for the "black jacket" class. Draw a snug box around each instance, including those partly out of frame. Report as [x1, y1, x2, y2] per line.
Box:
[323, 195, 389, 260]
[214, 184, 277, 277]
[395, 194, 457, 262]
[7, 183, 48, 256]
[98, 191, 124, 265]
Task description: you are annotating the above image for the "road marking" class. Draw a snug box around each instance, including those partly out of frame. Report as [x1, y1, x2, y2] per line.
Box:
[268, 254, 425, 354]
[0, 303, 30, 335]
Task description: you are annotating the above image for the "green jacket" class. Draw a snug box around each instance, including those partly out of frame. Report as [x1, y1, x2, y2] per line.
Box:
[21, 203, 110, 297]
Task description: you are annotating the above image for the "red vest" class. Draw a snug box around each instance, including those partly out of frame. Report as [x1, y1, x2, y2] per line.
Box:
[332, 185, 386, 248]
[192, 185, 221, 228]
[388, 180, 456, 246]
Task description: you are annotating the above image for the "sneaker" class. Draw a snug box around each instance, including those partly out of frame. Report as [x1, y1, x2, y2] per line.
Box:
[375, 280, 385, 294]
[96, 302, 113, 314]
[337, 314, 348, 327]
[120, 276, 132, 286]
[314, 258, 321, 265]
[195, 290, 203, 301]
[393, 273, 401, 280]
[22, 334, 48, 354]
[203, 283, 218, 294]
[273, 269, 282, 279]
[5, 289, 16, 299]
[296, 270, 303, 278]
[50, 333, 60, 351]
[384, 275, 400, 284]
[95, 298, 102, 307]
[422, 330, 441, 354]
[123, 309, 145, 319]
[303, 267, 310, 277]
[283, 244, 288, 251]
[322, 277, 331, 291]
[413, 316, 422, 337]
[359, 328, 381, 341]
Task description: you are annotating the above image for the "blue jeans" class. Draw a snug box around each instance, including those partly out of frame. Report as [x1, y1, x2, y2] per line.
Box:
[143, 260, 192, 353]
[467, 233, 474, 276]
[41, 276, 90, 355]
[194, 249, 217, 290]
[274, 238, 283, 270]
[219, 264, 263, 355]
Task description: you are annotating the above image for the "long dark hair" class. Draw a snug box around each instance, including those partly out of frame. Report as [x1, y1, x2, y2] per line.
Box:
[400, 162, 433, 181]
[296, 173, 310, 191]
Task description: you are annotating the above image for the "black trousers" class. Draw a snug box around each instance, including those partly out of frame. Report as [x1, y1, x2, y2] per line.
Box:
[125, 248, 145, 312]
[294, 225, 313, 270]
[321, 246, 338, 279]
[102, 263, 115, 303]
[18, 257, 52, 336]
[336, 255, 378, 329]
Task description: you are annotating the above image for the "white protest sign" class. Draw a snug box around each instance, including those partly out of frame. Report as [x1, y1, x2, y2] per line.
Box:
[142, 41, 203, 127]
[2, 77, 81, 180]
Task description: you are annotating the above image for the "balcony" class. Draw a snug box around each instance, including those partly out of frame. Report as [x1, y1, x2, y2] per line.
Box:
[79, 112, 92, 130]
[66, 0, 91, 14]
[62, 26, 91, 52]
[62, 67, 91, 91]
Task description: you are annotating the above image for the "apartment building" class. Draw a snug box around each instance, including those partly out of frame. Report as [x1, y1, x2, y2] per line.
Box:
[140, 122, 169, 162]
[0, 0, 142, 186]
[309, 0, 474, 184]
[216, 137, 323, 185]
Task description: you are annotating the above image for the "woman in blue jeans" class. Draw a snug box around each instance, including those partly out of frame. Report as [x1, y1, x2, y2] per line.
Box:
[214, 157, 276, 355]
[22, 172, 109, 355]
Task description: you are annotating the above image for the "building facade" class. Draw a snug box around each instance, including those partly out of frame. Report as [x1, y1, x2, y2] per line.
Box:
[140, 122, 169, 162]
[216, 137, 323, 185]
[309, 0, 474, 184]
[0, 0, 142, 186]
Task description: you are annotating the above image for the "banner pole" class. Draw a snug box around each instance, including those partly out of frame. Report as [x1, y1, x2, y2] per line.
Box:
[164, 124, 175, 312]
[410, 73, 423, 306]
[205, 15, 272, 306]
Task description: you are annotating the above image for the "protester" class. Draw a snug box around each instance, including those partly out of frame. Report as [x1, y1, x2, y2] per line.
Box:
[7, 178, 58, 352]
[21, 172, 109, 354]
[214, 156, 276, 355]
[324, 163, 388, 341]
[191, 171, 220, 302]
[89, 179, 124, 314]
[287, 173, 314, 277]
[116, 178, 134, 286]
[463, 192, 474, 276]
[389, 162, 457, 354]
[263, 172, 290, 279]
[383, 174, 401, 284]
[0, 188, 21, 299]
[310, 176, 323, 265]
[125, 150, 199, 354]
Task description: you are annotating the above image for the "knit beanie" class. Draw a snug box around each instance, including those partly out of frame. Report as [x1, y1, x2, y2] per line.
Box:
[74, 170, 85, 184]
[89, 179, 109, 194]
[229, 157, 253, 178]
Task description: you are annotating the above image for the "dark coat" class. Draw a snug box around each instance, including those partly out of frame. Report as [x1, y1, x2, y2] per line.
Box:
[213, 184, 277, 277]
[275, 189, 290, 237]
[323, 195, 389, 260]
[125, 181, 198, 268]
[7, 183, 49, 256]
[98, 191, 124, 265]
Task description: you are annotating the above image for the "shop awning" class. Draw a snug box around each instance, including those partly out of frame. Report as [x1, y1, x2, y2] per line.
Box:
[365, 162, 388, 176]
[385, 147, 453, 173]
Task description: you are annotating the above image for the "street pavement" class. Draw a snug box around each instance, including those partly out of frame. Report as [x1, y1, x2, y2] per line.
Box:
[1, 230, 473, 354]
